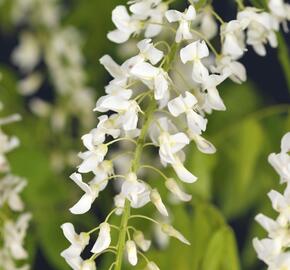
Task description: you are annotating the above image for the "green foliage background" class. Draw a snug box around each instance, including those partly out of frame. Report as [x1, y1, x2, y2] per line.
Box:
[0, 0, 289, 269]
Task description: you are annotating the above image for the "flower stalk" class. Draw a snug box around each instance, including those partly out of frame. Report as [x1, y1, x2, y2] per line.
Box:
[115, 98, 156, 270]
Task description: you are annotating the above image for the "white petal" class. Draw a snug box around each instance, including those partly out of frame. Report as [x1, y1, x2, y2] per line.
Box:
[192, 61, 209, 83]
[70, 193, 94, 215]
[172, 159, 197, 183]
[268, 190, 286, 212]
[180, 40, 209, 64]
[91, 222, 111, 254]
[154, 72, 168, 100]
[131, 62, 158, 79]
[186, 110, 207, 134]
[255, 214, 278, 233]
[165, 10, 182, 22]
[168, 95, 186, 117]
[112, 5, 131, 30]
[70, 173, 91, 194]
[99, 55, 124, 79]
[185, 5, 196, 20]
[61, 223, 77, 244]
[107, 29, 131, 44]
[206, 87, 226, 111]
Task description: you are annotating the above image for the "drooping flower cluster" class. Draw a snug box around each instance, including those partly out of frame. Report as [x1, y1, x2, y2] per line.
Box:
[62, 0, 290, 269]
[0, 101, 31, 270]
[0, 0, 95, 172]
[253, 132, 290, 270]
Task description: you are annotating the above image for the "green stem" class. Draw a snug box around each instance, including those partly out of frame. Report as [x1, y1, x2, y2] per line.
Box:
[235, 0, 245, 9]
[277, 32, 290, 93]
[114, 98, 157, 270]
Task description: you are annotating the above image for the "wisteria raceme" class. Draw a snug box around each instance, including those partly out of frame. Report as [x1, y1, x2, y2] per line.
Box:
[253, 132, 290, 270]
[0, 0, 95, 172]
[0, 101, 31, 270]
[61, 0, 290, 269]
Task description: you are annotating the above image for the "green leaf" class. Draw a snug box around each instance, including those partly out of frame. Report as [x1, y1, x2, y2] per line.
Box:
[215, 119, 264, 218]
[201, 226, 240, 270]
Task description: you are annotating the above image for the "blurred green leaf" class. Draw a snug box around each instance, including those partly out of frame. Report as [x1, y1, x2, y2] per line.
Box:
[201, 226, 240, 270]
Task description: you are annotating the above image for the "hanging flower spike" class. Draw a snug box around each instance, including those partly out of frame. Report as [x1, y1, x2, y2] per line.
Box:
[253, 132, 290, 269]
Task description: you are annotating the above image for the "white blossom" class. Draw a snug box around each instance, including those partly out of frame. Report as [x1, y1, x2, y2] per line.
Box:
[166, 5, 196, 42]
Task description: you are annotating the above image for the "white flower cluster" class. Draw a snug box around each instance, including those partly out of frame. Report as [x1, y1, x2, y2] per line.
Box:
[0, 102, 31, 270]
[62, 0, 290, 269]
[253, 132, 290, 270]
[0, 0, 95, 133]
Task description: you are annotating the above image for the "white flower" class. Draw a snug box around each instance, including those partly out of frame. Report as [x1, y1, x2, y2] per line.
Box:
[268, 187, 290, 223]
[165, 178, 192, 202]
[99, 55, 130, 85]
[198, 10, 218, 40]
[12, 32, 40, 72]
[94, 85, 133, 113]
[268, 0, 290, 30]
[212, 56, 246, 84]
[150, 189, 168, 216]
[161, 223, 190, 245]
[168, 91, 207, 135]
[201, 73, 228, 112]
[91, 222, 111, 254]
[61, 223, 92, 270]
[69, 173, 99, 214]
[255, 214, 290, 246]
[136, 39, 164, 65]
[133, 230, 151, 251]
[61, 223, 89, 256]
[180, 40, 209, 83]
[253, 238, 282, 265]
[82, 117, 120, 146]
[18, 72, 43, 95]
[221, 20, 247, 59]
[0, 175, 27, 211]
[4, 213, 31, 260]
[159, 132, 197, 183]
[108, 5, 142, 43]
[119, 100, 141, 131]
[131, 62, 169, 101]
[129, 0, 168, 38]
[78, 144, 108, 174]
[121, 172, 150, 208]
[166, 5, 196, 42]
[237, 8, 279, 56]
[126, 240, 138, 266]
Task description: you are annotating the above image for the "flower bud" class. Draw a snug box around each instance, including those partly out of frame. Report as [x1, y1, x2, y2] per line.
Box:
[133, 230, 151, 251]
[150, 189, 168, 216]
[126, 240, 138, 266]
[161, 223, 190, 245]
